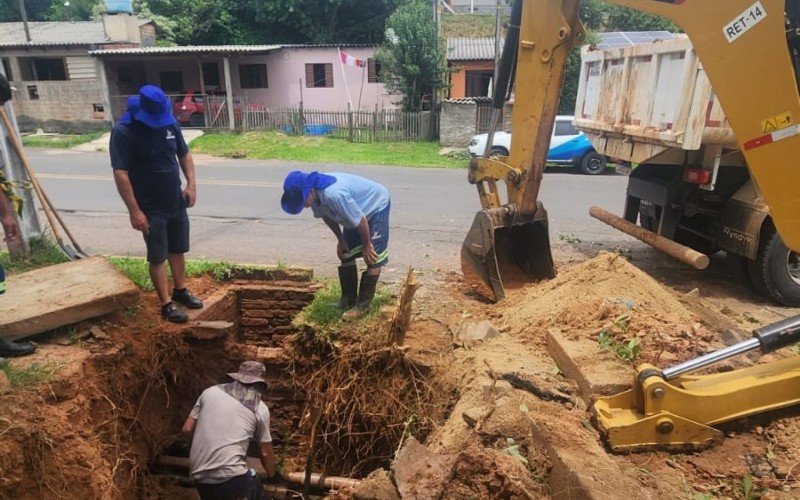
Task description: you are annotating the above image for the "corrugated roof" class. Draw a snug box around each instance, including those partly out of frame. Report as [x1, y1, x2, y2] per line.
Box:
[90, 45, 284, 56]
[443, 97, 492, 104]
[0, 21, 113, 47]
[89, 43, 375, 57]
[446, 37, 498, 61]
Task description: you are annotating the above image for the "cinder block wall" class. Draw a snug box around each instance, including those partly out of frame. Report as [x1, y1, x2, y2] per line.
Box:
[14, 81, 108, 133]
[439, 100, 478, 148]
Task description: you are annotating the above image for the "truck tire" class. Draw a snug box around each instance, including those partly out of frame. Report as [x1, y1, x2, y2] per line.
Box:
[579, 152, 606, 175]
[747, 230, 800, 306]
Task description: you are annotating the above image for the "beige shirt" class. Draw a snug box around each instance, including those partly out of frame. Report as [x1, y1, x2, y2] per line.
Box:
[188, 385, 272, 484]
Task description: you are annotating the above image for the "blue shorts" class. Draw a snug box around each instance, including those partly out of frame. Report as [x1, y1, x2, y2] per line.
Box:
[341, 202, 390, 268]
[143, 202, 190, 263]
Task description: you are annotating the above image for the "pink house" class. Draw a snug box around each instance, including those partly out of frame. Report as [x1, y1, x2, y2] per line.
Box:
[90, 44, 397, 127]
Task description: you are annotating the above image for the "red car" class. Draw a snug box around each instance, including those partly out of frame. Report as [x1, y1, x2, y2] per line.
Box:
[172, 91, 207, 127]
[172, 91, 246, 127]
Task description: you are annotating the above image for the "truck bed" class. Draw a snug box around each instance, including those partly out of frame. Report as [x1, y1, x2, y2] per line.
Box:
[574, 36, 737, 164]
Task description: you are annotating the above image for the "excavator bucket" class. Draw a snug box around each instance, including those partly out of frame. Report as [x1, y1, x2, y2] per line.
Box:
[460, 202, 555, 302]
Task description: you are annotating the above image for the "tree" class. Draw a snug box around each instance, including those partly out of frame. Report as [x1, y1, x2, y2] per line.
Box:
[375, 0, 447, 112]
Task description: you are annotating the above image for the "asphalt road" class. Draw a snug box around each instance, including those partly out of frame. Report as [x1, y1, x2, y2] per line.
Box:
[24, 149, 633, 280]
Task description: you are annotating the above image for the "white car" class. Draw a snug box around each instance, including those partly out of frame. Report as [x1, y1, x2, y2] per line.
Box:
[467, 115, 607, 175]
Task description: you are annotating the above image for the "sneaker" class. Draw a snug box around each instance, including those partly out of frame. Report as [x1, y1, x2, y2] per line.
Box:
[161, 302, 188, 323]
[171, 288, 203, 309]
[0, 339, 36, 358]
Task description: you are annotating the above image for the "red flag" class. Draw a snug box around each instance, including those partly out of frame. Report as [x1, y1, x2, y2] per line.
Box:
[340, 51, 366, 68]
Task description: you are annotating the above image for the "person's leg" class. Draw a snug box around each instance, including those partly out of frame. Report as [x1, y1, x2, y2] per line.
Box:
[167, 205, 202, 309]
[338, 228, 363, 310]
[149, 261, 171, 306]
[343, 205, 389, 319]
[146, 212, 187, 323]
[0, 263, 35, 357]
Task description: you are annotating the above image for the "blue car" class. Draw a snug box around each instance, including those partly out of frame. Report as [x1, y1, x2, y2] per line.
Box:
[467, 115, 608, 175]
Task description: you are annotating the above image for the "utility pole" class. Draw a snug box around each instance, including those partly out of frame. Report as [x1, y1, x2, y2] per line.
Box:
[431, 0, 441, 111]
[17, 0, 31, 43]
[493, 0, 503, 92]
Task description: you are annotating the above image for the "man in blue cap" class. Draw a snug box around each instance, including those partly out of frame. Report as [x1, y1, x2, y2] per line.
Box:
[110, 85, 203, 323]
[281, 171, 390, 319]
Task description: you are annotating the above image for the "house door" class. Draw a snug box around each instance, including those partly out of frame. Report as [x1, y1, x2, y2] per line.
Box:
[465, 70, 493, 98]
[202, 62, 221, 92]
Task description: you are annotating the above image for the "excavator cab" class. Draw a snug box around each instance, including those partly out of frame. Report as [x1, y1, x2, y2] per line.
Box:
[460, 0, 582, 301]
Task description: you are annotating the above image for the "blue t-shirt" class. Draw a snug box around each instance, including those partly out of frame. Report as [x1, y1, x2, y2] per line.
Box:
[110, 121, 189, 213]
[310, 172, 390, 228]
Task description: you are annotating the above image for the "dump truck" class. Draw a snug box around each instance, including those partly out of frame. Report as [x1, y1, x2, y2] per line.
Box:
[574, 33, 800, 306]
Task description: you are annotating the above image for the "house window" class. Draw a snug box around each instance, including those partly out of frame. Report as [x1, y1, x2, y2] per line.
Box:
[465, 70, 493, 98]
[159, 71, 184, 93]
[239, 64, 268, 89]
[202, 62, 220, 90]
[19, 57, 67, 81]
[305, 63, 333, 88]
[554, 120, 578, 136]
[368, 58, 382, 83]
[27, 85, 39, 100]
[1, 58, 12, 81]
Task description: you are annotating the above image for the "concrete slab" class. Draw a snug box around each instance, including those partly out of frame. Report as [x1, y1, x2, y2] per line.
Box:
[0, 257, 139, 340]
[547, 327, 632, 404]
[72, 129, 205, 153]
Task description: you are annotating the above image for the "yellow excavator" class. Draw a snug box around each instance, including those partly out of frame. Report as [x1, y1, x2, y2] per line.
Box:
[462, 0, 800, 450]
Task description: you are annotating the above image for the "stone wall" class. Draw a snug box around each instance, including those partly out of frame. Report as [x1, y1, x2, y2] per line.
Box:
[14, 80, 108, 133]
[439, 100, 478, 148]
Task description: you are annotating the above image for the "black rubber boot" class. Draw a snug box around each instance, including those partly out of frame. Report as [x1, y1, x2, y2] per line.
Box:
[343, 272, 379, 319]
[338, 265, 358, 310]
[0, 338, 36, 358]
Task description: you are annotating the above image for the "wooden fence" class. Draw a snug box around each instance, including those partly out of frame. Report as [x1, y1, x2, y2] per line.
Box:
[244, 107, 437, 142]
[206, 98, 437, 142]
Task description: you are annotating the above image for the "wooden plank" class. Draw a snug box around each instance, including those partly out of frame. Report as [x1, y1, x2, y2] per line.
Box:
[0, 257, 139, 340]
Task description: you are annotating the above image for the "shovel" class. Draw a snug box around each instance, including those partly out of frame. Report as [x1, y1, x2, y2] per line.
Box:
[460, 0, 573, 301]
[0, 108, 88, 259]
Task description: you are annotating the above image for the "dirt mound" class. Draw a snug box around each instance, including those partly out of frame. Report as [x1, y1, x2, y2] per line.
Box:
[500, 251, 721, 365]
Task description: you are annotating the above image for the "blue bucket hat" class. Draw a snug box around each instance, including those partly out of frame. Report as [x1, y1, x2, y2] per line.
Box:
[280, 171, 337, 215]
[134, 85, 175, 128]
[119, 95, 139, 125]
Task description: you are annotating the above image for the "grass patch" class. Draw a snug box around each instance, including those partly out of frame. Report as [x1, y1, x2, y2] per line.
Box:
[0, 236, 70, 274]
[0, 359, 61, 387]
[442, 13, 507, 38]
[107, 256, 239, 290]
[302, 279, 393, 328]
[21, 131, 104, 149]
[191, 131, 467, 168]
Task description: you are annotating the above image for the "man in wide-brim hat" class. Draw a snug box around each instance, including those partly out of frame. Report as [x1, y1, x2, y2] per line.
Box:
[182, 361, 276, 499]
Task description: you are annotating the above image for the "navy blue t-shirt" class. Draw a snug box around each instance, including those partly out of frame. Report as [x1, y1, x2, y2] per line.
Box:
[110, 121, 189, 213]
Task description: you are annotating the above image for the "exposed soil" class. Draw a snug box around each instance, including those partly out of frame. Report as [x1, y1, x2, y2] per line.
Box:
[1, 248, 799, 499]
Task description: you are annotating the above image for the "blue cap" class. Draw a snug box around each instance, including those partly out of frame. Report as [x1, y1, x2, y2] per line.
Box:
[119, 95, 139, 125]
[133, 85, 175, 128]
[281, 170, 311, 215]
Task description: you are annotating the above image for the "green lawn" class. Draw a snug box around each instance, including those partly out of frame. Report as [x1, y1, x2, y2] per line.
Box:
[191, 131, 469, 168]
[21, 131, 105, 149]
[0, 236, 70, 274]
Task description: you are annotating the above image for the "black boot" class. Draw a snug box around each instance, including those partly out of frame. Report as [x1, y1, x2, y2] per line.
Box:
[338, 265, 358, 310]
[0, 338, 36, 358]
[343, 272, 379, 319]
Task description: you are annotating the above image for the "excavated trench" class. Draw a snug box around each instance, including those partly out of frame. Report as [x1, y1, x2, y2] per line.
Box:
[0, 271, 441, 499]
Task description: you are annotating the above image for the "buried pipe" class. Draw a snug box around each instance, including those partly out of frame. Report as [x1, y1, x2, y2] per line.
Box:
[154, 455, 360, 491]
